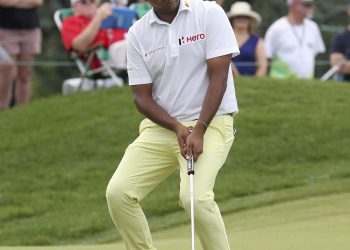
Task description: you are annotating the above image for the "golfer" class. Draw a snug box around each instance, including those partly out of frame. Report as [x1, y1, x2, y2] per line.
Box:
[106, 0, 239, 249]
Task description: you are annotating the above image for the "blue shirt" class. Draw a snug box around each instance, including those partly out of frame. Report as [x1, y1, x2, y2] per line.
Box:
[232, 35, 259, 75]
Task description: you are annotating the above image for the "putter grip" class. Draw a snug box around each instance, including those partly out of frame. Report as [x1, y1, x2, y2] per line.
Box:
[187, 157, 194, 175]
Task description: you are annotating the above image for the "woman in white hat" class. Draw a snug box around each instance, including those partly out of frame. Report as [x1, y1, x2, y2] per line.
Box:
[227, 1, 267, 76]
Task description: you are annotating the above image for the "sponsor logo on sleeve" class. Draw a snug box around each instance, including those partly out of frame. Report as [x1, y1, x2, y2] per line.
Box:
[145, 46, 166, 58]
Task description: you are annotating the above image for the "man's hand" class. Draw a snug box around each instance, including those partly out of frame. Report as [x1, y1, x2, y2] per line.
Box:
[185, 122, 206, 162]
[72, 2, 113, 52]
[175, 124, 193, 160]
[95, 2, 113, 21]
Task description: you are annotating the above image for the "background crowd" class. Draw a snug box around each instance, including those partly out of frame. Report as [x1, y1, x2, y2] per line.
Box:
[0, 0, 349, 110]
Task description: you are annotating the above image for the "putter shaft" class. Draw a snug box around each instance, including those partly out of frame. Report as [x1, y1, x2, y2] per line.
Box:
[187, 156, 195, 250]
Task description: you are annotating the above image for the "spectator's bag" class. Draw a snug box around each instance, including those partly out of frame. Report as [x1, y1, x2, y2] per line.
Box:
[269, 57, 296, 79]
[101, 6, 136, 30]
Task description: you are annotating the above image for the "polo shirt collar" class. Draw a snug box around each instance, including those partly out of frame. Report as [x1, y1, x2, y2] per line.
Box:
[149, 0, 191, 24]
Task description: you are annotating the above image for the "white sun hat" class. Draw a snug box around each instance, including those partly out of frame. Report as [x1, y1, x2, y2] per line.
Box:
[227, 1, 262, 26]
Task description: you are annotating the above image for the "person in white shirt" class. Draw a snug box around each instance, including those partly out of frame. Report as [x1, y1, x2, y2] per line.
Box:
[264, 0, 325, 79]
[106, 0, 239, 249]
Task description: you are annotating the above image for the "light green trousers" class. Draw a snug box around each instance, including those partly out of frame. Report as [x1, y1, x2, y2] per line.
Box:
[106, 115, 235, 250]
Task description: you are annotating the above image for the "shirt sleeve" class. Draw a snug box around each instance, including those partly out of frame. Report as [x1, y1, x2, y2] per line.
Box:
[313, 24, 325, 55]
[264, 24, 276, 59]
[205, 3, 239, 60]
[127, 28, 153, 85]
[331, 33, 345, 54]
[61, 18, 77, 51]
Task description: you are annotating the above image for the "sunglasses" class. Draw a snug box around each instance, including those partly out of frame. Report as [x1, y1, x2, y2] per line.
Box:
[78, 0, 96, 4]
[301, 2, 314, 8]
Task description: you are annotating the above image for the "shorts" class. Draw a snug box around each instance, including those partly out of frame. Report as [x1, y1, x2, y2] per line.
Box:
[0, 45, 10, 61]
[0, 28, 42, 55]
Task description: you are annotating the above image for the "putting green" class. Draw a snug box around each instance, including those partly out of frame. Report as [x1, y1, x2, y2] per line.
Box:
[1, 192, 349, 250]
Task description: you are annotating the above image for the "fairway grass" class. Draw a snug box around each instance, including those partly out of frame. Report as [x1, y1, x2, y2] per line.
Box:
[2, 192, 349, 250]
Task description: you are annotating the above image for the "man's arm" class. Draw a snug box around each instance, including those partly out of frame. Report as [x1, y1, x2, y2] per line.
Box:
[72, 3, 112, 52]
[255, 38, 268, 76]
[330, 52, 350, 74]
[131, 84, 192, 159]
[131, 52, 232, 162]
[186, 54, 232, 161]
[0, 0, 43, 8]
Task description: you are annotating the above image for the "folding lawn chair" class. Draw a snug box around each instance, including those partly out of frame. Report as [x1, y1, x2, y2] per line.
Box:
[54, 8, 126, 92]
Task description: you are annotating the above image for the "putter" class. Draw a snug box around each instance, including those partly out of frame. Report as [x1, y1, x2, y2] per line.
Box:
[187, 155, 195, 250]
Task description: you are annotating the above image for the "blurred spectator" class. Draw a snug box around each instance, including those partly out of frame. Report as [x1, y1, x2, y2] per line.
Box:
[264, 0, 325, 79]
[216, 0, 225, 7]
[129, 0, 152, 19]
[227, 1, 267, 76]
[329, 2, 350, 82]
[0, 0, 43, 106]
[101, 0, 128, 6]
[61, 0, 128, 70]
[0, 45, 16, 110]
[114, 0, 128, 6]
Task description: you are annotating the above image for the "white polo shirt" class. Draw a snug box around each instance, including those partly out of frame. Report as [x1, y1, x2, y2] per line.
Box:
[127, 0, 239, 122]
[265, 17, 325, 78]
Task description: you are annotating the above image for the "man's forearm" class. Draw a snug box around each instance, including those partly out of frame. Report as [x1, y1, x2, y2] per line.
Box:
[198, 76, 226, 127]
[339, 60, 350, 74]
[131, 84, 183, 132]
[330, 53, 349, 74]
[134, 94, 180, 132]
[72, 16, 103, 53]
[198, 55, 232, 127]
[0, 0, 43, 8]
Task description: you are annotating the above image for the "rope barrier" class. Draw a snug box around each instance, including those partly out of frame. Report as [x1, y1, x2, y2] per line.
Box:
[10, 60, 334, 67]
[13, 61, 76, 67]
[319, 25, 345, 33]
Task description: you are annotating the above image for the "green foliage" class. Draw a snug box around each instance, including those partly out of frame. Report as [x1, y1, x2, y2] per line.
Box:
[1, 78, 350, 245]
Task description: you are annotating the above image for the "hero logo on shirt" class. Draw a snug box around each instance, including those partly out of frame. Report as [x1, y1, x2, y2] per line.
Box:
[178, 33, 205, 46]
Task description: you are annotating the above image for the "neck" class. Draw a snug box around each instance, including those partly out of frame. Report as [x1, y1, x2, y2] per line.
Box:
[155, 12, 178, 23]
[288, 12, 304, 25]
[234, 29, 250, 46]
[153, 2, 180, 24]
[234, 28, 249, 38]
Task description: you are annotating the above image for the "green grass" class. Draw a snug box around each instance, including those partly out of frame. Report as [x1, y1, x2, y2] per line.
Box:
[0, 77, 350, 245]
[1, 191, 349, 250]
